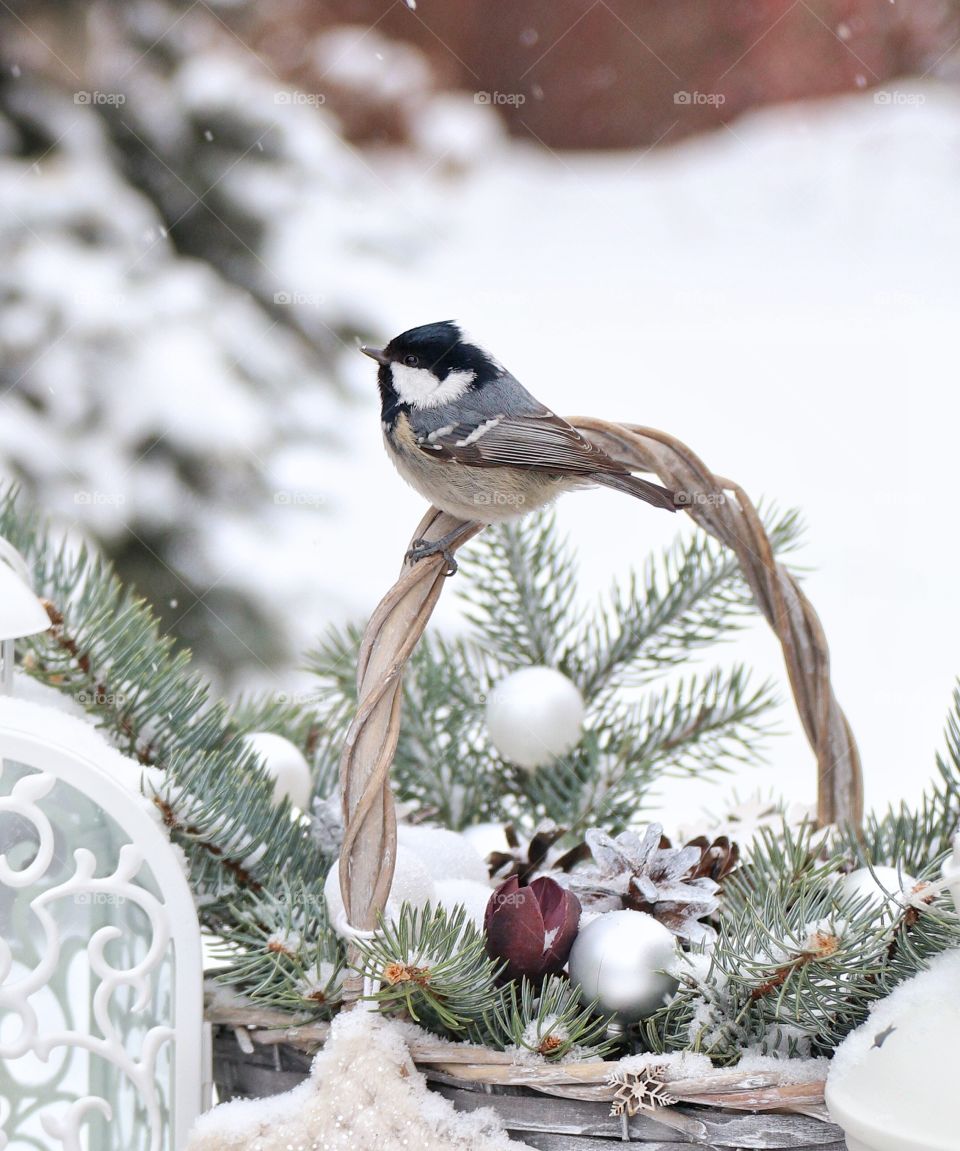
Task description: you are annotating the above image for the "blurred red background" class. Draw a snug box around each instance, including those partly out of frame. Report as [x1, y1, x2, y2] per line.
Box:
[255, 0, 959, 147]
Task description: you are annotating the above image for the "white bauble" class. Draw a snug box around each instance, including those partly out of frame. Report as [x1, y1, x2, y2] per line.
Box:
[826, 947, 960, 1151]
[836, 866, 916, 915]
[397, 824, 489, 884]
[242, 732, 312, 809]
[461, 821, 511, 860]
[324, 845, 436, 935]
[942, 833, 960, 917]
[485, 666, 585, 770]
[568, 910, 679, 1024]
[434, 879, 493, 929]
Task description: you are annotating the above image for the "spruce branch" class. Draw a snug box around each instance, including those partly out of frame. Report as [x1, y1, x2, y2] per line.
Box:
[851, 682, 960, 873]
[305, 622, 364, 744]
[151, 744, 328, 916]
[0, 489, 252, 772]
[306, 510, 785, 834]
[459, 511, 579, 669]
[482, 974, 617, 1060]
[354, 903, 503, 1037]
[311, 625, 500, 828]
[644, 821, 960, 1061]
[0, 486, 331, 920]
[213, 882, 345, 1015]
[229, 691, 334, 799]
[523, 666, 777, 834]
[391, 633, 498, 828]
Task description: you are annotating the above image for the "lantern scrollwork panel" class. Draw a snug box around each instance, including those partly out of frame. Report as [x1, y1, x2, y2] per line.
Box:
[0, 701, 205, 1151]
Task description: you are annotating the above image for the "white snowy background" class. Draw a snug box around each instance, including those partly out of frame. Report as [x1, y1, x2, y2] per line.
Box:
[2, 6, 958, 826]
[327, 84, 960, 823]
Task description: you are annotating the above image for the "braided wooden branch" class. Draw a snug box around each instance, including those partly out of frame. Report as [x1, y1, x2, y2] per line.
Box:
[338, 420, 863, 935]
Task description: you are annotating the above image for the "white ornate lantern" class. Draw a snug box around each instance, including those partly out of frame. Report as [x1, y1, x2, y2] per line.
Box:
[0, 540, 206, 1150]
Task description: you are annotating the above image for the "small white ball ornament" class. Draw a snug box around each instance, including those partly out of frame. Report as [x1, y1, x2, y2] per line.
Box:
[941, 833, 960, 916]
[434, 879, 494, 928]
[324, 844, 435, 934]
[485, 666, 585, 770]
[568, 909, 680, 1024]
[242, 732, 312, 810]
[836, 866, 917, 915]
[461, 821, 511, 860]
[396, 824, 489, 884]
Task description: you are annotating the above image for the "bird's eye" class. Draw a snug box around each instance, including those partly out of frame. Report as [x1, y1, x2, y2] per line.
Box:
[403, 354, 420, 368]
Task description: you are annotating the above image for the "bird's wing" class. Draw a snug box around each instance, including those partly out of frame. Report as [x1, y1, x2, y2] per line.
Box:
[415, 409, 629, 476]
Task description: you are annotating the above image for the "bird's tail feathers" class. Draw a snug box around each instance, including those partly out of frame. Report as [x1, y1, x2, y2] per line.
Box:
[595, 471, 678, 512]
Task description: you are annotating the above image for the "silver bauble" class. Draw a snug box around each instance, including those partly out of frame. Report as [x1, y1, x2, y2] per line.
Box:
[567, 909, 680, 1024]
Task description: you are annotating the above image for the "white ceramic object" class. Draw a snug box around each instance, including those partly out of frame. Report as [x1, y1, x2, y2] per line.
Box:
[825, 947, 960, 1151]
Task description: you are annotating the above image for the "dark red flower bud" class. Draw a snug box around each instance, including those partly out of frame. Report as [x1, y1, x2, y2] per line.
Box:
[484, 875, 581, 984]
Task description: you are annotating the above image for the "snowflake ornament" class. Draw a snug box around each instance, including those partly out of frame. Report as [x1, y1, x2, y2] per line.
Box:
[608, 1066, 678, 1117]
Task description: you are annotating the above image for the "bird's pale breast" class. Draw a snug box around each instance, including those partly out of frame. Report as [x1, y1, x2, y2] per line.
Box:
[384, 412, 573, 523]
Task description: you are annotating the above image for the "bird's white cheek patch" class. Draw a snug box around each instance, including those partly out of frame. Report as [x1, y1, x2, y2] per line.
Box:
[391, 364, 475, 408]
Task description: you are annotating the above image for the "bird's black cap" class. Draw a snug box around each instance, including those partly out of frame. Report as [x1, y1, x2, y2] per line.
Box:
[364, 321, 499, 382]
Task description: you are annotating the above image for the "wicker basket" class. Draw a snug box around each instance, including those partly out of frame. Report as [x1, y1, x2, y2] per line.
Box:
[211, 419, 863, 1148]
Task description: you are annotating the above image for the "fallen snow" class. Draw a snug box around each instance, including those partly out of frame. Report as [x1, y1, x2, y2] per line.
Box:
[735, 1050, 829, 1082]
[0, 684, 166, 808]
[615, 1049, 714, 1080]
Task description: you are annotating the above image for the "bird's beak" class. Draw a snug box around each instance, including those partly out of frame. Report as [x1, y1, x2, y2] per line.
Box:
[360, 345, 390, 366]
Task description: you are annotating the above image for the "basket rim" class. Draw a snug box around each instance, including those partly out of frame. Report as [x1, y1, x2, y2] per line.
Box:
[206, 1005, 829, 1116]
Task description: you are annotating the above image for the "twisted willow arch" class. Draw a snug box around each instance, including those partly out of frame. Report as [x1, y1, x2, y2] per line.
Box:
[339, 420, 862, 936]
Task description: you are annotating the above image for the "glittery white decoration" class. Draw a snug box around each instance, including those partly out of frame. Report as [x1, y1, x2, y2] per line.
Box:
[185, 1007, 517, 1150]
[461, 822, 510, 860]
[324, 845, 435, 934]
[434, 879, 493, 928]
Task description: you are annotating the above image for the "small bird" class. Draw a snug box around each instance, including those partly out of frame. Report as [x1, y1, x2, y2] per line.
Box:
[361, 321, 677, 572]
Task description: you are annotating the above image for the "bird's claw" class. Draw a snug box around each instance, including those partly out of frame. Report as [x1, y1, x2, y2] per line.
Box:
[406, 536, 458, 577]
